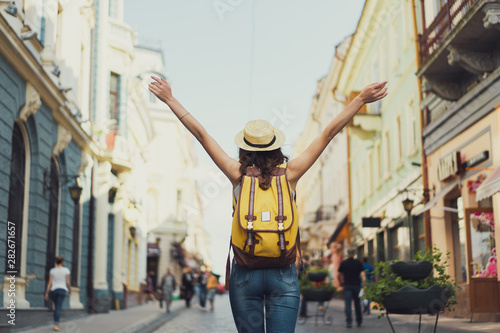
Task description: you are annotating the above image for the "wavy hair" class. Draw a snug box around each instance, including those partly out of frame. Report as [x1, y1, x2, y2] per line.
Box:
[238, 148, 289, 190]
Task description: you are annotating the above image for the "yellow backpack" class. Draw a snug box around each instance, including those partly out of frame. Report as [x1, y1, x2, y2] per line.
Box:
[225, 163, 300, 288]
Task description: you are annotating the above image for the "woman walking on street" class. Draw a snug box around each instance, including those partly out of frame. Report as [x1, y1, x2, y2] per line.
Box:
[44, 256, 71, 332]
[149, 77, 387, 332]
[161, 268, 177, 313]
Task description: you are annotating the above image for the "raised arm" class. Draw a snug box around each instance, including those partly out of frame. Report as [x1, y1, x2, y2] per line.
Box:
[148, 76, 241, 185]
[287, 82, 388, 185]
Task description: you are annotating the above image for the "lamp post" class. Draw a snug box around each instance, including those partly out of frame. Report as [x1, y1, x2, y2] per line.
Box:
[69, 180, 83, 286]
[402, 198, 414, 259]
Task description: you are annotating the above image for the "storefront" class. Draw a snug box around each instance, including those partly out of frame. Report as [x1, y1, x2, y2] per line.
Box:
[422, 109, 500, 320]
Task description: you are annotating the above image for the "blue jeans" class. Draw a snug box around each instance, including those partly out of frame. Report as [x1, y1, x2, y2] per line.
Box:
[50, 289, 67, 324]
[229, 261, 300, 333]
[343, 285, 362, 325]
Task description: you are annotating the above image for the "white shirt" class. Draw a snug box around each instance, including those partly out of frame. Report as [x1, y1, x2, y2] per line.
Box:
[50, 267, 70, 291]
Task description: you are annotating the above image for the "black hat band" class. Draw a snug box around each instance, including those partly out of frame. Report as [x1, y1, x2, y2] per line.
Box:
[243, 135, 276, 148]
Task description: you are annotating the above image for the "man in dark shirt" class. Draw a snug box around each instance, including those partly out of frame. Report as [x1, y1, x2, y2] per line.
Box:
[338, 248, 364, 328]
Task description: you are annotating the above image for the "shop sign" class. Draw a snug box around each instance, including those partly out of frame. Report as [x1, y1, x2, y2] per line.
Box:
[362, 217, 381, 228]
[438, 151, 461, 181]
[462, 151, 489, 170]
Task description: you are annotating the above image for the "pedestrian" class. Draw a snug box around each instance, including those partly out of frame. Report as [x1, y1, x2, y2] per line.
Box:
[206, 271, 219, 311]
[338, 248, 365, 328]
[181, 266, 194, 308]
[362, 257, 375, 314]
[44, 256, 71, 332]
[160, 268, 177, 313]
[144, 271, 156, 303]
[194, 267, 208, 308]
[149, 76, 387, 332]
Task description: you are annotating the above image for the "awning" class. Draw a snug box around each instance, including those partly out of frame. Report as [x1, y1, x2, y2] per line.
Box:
[414, 179, 460, 215]
[476, 164, 500, 201]
[327, 216, 348, 246]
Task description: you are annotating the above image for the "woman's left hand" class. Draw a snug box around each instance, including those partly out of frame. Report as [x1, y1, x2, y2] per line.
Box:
[44, 292, 49, 301]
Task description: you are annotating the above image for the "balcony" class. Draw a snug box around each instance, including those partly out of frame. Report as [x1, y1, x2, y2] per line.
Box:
[417, 0, 500, 85]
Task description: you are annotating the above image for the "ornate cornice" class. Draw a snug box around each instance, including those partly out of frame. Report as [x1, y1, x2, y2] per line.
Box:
[53, 123, 72, 156]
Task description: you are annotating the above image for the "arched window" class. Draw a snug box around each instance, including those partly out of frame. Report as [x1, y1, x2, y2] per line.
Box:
[6, 123, 26, 275]
[45, 157, 60, 298]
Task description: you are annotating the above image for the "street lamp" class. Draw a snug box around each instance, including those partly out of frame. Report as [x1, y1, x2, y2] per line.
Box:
[402, 198, 414, 259]
[69, 181, 83, 203]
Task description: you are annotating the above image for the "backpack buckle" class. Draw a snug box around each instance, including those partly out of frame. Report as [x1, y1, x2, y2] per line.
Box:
[278, 222, 284, 232]
[247, 221, 254, 230]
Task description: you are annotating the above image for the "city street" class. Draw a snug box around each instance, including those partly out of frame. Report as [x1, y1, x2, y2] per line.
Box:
[154, 294, 500, 333]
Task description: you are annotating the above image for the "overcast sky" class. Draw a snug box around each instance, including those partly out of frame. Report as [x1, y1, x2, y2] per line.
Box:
[124, 0, 365, 276]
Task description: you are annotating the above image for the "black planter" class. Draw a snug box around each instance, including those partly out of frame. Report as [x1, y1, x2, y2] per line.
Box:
[390, 261, 433, 281]
[382, 285, 450, 315]
[302, 288, 335, 302]
[307, 271, 328, 282]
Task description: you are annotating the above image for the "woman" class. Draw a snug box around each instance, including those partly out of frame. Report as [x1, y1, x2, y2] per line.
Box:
[149, 77, 387, 332]
[161, 268, 177, 313]
[44, 256, 71, 332]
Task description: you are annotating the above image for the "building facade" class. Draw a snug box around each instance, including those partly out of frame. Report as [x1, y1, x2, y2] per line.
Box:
[0, 0, 95, 322]
[415, 0, 500, 320]
[295, 36, 351, 284]
[337, 0, 424, 264]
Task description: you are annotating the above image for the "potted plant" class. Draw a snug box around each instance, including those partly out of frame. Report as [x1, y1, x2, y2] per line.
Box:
[299, 267, 336, 302]
[363, 246, 458, 318]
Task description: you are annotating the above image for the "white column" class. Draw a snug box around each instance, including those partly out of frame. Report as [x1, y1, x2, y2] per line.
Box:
[112, 198, 124, 293]
[94, 161, 110, 291]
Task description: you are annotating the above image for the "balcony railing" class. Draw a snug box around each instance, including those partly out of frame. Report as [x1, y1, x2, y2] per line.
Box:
[420, 0, 479, 63]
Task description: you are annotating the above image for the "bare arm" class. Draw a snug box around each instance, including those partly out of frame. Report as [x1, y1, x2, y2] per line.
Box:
[148, 76, 241, 185]
[66, 274, 71, 294]
[287, 82, 388, 185]
[45, 275, 53, 300]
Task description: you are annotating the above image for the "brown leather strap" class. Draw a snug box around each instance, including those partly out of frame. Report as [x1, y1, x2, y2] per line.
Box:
[296, 229, 304, 271]
[225, 239, 232, 290]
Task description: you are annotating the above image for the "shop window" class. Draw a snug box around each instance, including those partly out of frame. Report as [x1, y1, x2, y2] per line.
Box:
[469, 211, 495, 278]
[368, 239, 375, 265]
[451, 197, 467, 283]
[389, 223, 409, 260]
[357, 244, 365, 260]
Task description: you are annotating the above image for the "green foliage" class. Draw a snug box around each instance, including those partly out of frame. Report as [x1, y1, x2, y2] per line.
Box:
[363, 246, 459, 318]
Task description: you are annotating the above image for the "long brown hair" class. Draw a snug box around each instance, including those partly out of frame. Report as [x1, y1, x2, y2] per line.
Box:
[239, 148, 289, 190]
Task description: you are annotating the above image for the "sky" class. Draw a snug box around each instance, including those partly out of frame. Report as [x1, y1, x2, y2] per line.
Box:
[124, 0, 365, 276]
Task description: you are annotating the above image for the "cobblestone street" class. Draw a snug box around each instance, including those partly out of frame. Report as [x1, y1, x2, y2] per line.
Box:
[154, 294, 500, 333]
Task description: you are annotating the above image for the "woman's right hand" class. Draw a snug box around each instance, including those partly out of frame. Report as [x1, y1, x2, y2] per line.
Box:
[45, 292, 49, 301]
[149, 76, 173, 103]
[357, 81, 388, 104]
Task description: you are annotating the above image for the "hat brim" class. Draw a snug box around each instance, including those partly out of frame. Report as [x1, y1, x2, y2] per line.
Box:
[234, 127, 286, 152]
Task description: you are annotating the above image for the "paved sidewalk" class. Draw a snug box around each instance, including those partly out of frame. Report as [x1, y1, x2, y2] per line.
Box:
[16, 299, 186, 333]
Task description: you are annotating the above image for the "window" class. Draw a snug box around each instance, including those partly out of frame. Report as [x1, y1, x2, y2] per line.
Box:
[109, 0, 119, 19]
[368, 239, 375, 265]
[368, 152, 373, 195]
[109, 72, 120, 129]
[384, 131, 391, 177]
[396, 115, 403, 164]
[357, 244, 365, 260]
[375, 140, 382, 188]
[6, 123, 27, 275]
[377, 232, 385, 262]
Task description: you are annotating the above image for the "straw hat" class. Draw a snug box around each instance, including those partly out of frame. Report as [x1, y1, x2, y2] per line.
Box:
[234, 120, 285, 152]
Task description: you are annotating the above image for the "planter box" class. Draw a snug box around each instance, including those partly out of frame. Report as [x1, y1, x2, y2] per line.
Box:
[390, 261, 433, 281]
[302, 288, 335, 302]
[307, 271, 328, 282]
[383, 285, 450, 315]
